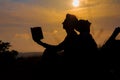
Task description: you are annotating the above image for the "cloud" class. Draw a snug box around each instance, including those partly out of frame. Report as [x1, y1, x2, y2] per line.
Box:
[68, 0, 120, 19]
[78, 0, 101, 8]
[1, 0, 119, 29]
[0, 1, 64, 28]
[15, 33, 30, 40]
[0, 0, 120, 52]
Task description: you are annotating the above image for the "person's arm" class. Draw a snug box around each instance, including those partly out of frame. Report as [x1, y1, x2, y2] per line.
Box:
[35, 40, 55, 48]
[34, 38, 65, 51]
[108, 27, 120, 40]
[102, 27, 120, 49]
[32, 37, 55, 49]
[33, 35, 68, 52]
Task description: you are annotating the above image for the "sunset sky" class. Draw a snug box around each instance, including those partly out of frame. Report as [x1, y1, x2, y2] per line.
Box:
[0, 0, 120, 53]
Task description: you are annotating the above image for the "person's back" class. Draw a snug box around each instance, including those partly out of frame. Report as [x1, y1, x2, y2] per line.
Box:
[78, 34, 97, 54]
[74, 19, 98, 79]
[75, 20, 97, 57]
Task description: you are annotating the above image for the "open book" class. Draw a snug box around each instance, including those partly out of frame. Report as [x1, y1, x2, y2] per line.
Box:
[30, 27, 44, 41]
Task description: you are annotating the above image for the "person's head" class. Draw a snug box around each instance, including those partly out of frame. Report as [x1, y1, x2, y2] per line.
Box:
[75, 19, 91, 33]
[62, 14, 78, 31]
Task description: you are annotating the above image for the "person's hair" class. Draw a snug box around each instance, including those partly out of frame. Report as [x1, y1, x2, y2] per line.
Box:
[63, 14, 78, 29]
[66, 14, 78, 25]
[75, 19, 91, 32]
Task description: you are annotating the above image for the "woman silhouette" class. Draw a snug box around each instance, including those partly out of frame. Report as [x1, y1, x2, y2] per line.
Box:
[33, 14, 78, 64]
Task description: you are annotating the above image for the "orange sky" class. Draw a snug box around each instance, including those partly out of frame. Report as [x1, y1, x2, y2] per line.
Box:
[0, 0, 120, 52]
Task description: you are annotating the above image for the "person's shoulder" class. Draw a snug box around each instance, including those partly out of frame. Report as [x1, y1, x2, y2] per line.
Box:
[88, 34, 94, 38]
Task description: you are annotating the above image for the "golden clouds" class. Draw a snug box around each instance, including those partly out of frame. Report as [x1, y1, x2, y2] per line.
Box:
[1, 0, 120, 52]
[15, 33, 30, 40]
[0, 1, 64, 27]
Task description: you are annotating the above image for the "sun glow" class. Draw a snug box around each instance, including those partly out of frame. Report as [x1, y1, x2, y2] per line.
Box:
[72, 0, 80, 7]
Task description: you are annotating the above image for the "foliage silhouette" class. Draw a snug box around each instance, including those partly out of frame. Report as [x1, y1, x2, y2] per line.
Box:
[0, 40, 18, 65]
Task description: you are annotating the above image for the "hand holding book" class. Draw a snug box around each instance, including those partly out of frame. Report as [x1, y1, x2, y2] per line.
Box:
[30, 27, 44, 42]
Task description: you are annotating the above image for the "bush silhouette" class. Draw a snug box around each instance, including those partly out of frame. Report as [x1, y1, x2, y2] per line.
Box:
[0, 40, 18, 65]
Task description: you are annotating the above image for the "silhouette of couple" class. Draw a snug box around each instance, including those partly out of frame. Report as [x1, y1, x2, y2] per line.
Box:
[32, 14, 120, 79]
[33, 13, 97, 65]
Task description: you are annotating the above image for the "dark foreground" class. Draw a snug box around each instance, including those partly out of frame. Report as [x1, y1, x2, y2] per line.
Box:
[0, 51, 120, 80]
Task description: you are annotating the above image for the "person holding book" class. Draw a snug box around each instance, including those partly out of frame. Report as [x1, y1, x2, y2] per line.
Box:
[32, 14, 79, 65]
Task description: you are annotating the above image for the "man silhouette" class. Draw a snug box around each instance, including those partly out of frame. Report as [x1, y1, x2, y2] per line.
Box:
[102, 27, 120, 50]
[75, 19, 98, 57]
[101, 27, 120, 62]
[100, 27, 120, 80]
[74, 19, 98, 79]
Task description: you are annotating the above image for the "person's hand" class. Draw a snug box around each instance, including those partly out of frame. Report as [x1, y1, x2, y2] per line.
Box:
[33, 38, 44, 45]
[32, 37, 40, 43]
[114, 27, 120, 34]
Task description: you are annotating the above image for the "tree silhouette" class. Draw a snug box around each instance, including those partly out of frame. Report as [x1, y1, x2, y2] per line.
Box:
[0, 40, 18, 65]
[0, 40, 11, 53]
